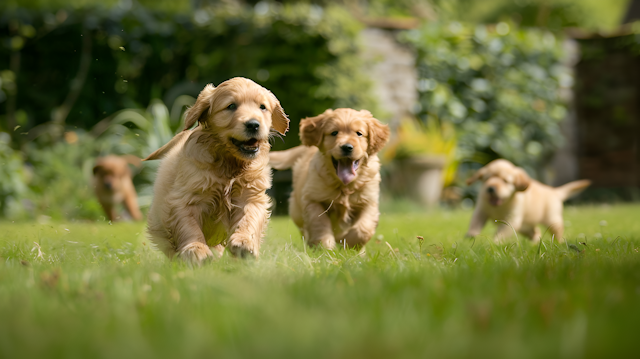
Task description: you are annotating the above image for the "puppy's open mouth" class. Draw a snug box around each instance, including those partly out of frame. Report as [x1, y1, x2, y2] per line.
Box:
[231, 138, 260, 156]
[331, 157, 360, 185]
[489, 195, 503, 206]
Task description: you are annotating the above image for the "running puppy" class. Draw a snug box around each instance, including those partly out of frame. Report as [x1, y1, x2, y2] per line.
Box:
[93, 155, 143, 222]
[269, 108, 390, 249]
[466, 159, 591, 242]
[145, 78, 289, 263]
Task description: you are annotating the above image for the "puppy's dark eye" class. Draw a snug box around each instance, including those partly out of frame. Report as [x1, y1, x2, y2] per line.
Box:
[331, 131, 338, 136]
[356, 131, 363, 137]
[227, 103, 237, 110]
[260, 104, 266, 110]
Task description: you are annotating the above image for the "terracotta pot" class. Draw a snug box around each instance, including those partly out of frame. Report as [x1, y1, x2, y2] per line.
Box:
[396, 155, 446, 207]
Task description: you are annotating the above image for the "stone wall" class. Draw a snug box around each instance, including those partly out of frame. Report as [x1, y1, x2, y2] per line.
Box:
[359, 28, 418, 126]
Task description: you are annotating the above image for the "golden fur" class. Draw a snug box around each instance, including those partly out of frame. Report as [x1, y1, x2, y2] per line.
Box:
[269, 108, 390, 249]
[145, 77, 289, 263]
[466, 159, 591, 243]
[93, 155, 143, 222]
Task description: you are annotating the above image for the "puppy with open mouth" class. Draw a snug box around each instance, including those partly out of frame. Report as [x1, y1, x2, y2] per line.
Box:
[144, 77, 289, 263]
[269, 108, 390, 250]
[466, 159, 591, 243]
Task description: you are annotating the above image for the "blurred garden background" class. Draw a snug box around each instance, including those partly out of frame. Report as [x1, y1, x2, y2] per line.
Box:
[1, 0, 639, 220]
[3, 2, 640, 358]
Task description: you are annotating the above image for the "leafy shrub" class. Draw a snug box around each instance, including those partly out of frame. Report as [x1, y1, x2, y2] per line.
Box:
[401, 21, 570, 176]
[0, 131, 30, 218]
[0, 2, 375, 151]
[24, 131, 104, 220]
[21, 97, 187, 221]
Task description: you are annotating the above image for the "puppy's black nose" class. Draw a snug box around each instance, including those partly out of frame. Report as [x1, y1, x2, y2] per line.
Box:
[245, 119, 260, 132]
[487, 186, 495, 194]
[341, 144, 354, 154]
[104, 182, 112, 190]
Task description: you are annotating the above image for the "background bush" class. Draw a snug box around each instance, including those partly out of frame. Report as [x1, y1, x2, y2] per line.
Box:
[0, 1, 378, 220]
[0, 132, 30, 218]
[0, 0, 611, 218]
[0, 1, 376, 151]
[402, 21, 570, 177]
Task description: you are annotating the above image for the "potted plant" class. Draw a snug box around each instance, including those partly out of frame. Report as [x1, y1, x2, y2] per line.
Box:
[381, 117, 457, 206]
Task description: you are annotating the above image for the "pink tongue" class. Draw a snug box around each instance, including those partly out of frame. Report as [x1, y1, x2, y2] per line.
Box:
[336, 159, 356, 185]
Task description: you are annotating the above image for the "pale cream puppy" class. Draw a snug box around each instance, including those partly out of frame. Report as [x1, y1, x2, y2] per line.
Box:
[269, 109, 390, 249]
[466, 159, 591, 243]
[145, 77, 289, 263]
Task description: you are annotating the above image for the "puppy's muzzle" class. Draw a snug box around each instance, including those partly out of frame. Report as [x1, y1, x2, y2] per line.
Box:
[487, 186, 496, 194]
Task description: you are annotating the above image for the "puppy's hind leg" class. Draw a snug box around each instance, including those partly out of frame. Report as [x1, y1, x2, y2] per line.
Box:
[548, 222, 565, 244]
[494, 216, 523, 244]
[212, 244, 225, 257]
[99, 200, 117, 222]
[342, 206, 379, 249]
[123, 179, 143, 221]
[520, 226, 541, 243]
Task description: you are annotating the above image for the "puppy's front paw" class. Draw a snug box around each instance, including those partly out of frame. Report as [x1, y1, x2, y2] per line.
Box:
[343, 227, 373, 249]
[178, 242, 214, 264]
[304, 231, 336, 250]
[227, 234, 259, 259]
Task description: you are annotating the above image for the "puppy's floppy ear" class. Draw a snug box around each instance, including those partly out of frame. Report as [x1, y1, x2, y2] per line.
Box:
[268, 91, 289, 135]
[183, 84, 216, 131]
[300, 109, 332, 147]
[363, 110, 390, 155]
[466, 167, 487, 185]
[513, 168, 531, 191]
[92, 164, 102, 175]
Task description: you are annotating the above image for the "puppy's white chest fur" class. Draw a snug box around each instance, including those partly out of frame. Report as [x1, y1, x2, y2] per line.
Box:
[480, 193, 523, 222]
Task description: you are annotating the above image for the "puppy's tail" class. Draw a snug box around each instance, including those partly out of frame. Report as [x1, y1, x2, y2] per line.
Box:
[121, 154, 142, 168]
[554, 179, 591, 202]
[143, 131, 191, 161]
[269, 146, 312, 170]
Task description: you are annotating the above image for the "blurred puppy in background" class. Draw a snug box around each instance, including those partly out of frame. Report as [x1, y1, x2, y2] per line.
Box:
[144, 78, 289, 264]
[466, 159, 591, 243]
[93, 155, 143, 222]
[269, 108, 390, 250]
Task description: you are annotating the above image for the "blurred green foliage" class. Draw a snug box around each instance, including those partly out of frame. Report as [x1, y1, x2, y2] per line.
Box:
[402, 21, 570, 175]
[0, 1, 375, 151]
[434, 0, 629, 32]
[17, 97, 190, 221]
[0, 132, 30, 218]
[23, 131, 104, 220]
[0, 0, 631, 218]
[0, 1, 378, 220]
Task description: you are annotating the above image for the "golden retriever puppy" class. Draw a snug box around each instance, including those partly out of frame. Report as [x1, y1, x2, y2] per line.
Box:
[93, 155, 143, 222]
[269, 109, 390, 249]
[466, 159, 591, 243]
[144, 78, 289, 263]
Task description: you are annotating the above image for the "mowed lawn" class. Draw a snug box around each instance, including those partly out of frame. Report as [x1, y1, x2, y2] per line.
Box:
[1, 204, 639, 358]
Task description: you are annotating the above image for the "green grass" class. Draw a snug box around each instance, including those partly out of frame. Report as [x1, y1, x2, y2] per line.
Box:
[1, 204, 640, 358]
